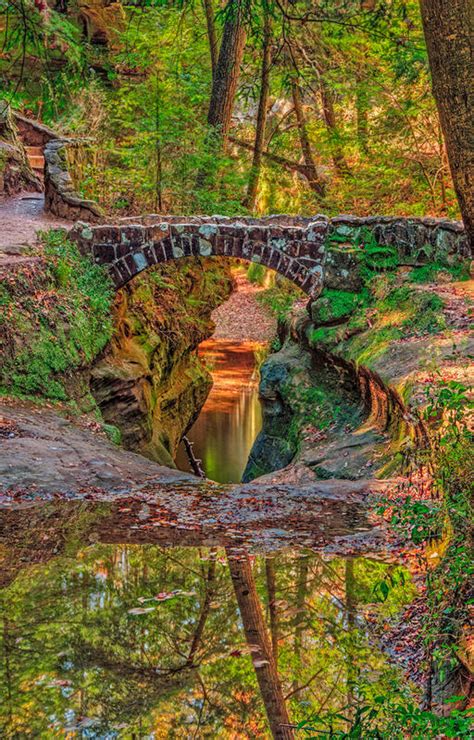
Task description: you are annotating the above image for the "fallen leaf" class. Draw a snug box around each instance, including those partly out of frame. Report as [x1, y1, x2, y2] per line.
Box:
[128, 607, 156, 615]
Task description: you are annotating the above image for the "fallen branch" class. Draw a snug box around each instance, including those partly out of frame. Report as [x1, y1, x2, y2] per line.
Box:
[183, 435, 206, 479]
[229, 135, 319, 179]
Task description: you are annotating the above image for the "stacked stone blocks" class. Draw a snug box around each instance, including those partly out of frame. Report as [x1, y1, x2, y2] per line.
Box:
[70, 211, 470, 299]
[71, 217, 330, 298]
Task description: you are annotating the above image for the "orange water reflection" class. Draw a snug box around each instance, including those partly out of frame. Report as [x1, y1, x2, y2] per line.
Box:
[175, 339, 265, 483]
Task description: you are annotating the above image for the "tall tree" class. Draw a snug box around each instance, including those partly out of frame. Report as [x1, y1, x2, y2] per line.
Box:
[291, 78, 326, 197]
[244, 6, 272, 210]
[420, 0, 474, 248]
[202, 0, 218, 79]
[206, 0, 246, 145]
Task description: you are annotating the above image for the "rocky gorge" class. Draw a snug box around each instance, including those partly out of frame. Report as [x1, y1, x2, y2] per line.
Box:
[0, 178, 472, 731]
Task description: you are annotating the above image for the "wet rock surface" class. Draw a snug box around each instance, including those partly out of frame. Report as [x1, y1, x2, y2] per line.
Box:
[0, 401, 390, 558]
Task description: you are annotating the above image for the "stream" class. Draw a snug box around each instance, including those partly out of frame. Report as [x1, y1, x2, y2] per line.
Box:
[174, 339, 264, 483]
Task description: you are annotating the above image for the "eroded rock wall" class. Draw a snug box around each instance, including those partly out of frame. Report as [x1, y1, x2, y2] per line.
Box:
[91, 257, 233, 466]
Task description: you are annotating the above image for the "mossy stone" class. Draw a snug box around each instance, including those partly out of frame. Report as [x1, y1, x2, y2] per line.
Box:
[311, 289, 362, 326]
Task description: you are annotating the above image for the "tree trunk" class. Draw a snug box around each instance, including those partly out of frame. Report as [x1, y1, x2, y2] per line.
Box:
[345, 559, 356, 722]
[265, 557, 279, 663]
[291, 80, 325, 197]
[206, 0, 246, 143]
[320, 78, 350, 175]
[355, 77, 369, 156]
[228, 553, 294, 739]
[202, 0, 218, 79]
[420, 0, 474, 250]
[244, 9, 272, 210]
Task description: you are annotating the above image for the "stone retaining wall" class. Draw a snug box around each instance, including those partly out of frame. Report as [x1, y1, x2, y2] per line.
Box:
[12, 110, 104, 222]
[44, 139, 104, 222]
[329, 214, 470, 261]
[13, 112, 58, 148]
[0, 104, 41, 195]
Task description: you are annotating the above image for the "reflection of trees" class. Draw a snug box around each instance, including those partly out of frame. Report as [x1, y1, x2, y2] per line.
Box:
[293, 555, 310, 691]
[186, 555, 217, 668]
[345, 559, 357, 722]
[0, 546, 240, 736]
[227, 551, 294, 739]
[265, 558, 279, 663]
[0, 540, 415, 737]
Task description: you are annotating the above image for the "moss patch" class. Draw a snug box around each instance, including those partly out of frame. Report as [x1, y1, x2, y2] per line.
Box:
[308, 280, 447, 368]
[407, 262, 471, 284]
[0, 230, 114, 404]
[311, 288, 369, 326]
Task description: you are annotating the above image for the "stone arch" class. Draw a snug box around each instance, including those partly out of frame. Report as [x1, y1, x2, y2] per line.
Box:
[70, 216, 330, 299]
[70, 212, 469, 301]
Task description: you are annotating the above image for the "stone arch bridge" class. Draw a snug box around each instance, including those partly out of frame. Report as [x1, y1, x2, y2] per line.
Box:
[70, 213, 468, 299]
[71, 215, 329, 298]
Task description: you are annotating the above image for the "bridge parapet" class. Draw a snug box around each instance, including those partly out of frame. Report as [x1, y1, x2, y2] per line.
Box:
[70, 216, 330, 298]
[70, 211, 469, 298]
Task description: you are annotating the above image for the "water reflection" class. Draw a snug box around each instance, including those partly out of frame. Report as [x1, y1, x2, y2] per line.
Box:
[0, 536, 415, 737]
[175, 339, 264, 483]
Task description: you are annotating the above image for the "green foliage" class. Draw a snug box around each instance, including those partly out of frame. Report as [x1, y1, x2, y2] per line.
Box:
[377, 497, 443, 545]
[43, 230, 114, 325]
[357, 230, 399, 275]
[377, 286, 446, 336]
[284, 379, 360, 451]
[312, 289, 368, 325]
[103, 423, 122, 445]
[308, 324, 342, 347]
[421, 381, 473, 671]
[328, 228, 399, 278]
[408, 262, 471, 283]
[0, 230, 114, 402]
[298, 694, 473, 738]
[348, 326, 404, 365]
[257, 277, 302, 322]
[2, 0, 459, 217]
[376, 380, 473, 695]
[247, 261, 267, 285]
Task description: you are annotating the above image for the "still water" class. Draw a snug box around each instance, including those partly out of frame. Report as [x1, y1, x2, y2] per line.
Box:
[175, 339, 264, 483]
[0, 533, 415, 737]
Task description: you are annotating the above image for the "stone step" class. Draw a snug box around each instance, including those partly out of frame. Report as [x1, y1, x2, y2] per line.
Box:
[28, 157, 44, 170]
[25, 146, 45, 174]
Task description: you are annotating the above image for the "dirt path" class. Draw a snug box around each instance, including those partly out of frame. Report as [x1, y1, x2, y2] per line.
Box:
[0, 192, 71, 259]
[211, 269, 277, 342]
[414, 279, 473, 331]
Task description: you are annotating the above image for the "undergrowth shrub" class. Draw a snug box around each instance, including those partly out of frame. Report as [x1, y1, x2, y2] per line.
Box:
[257, 277, 303, 321]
